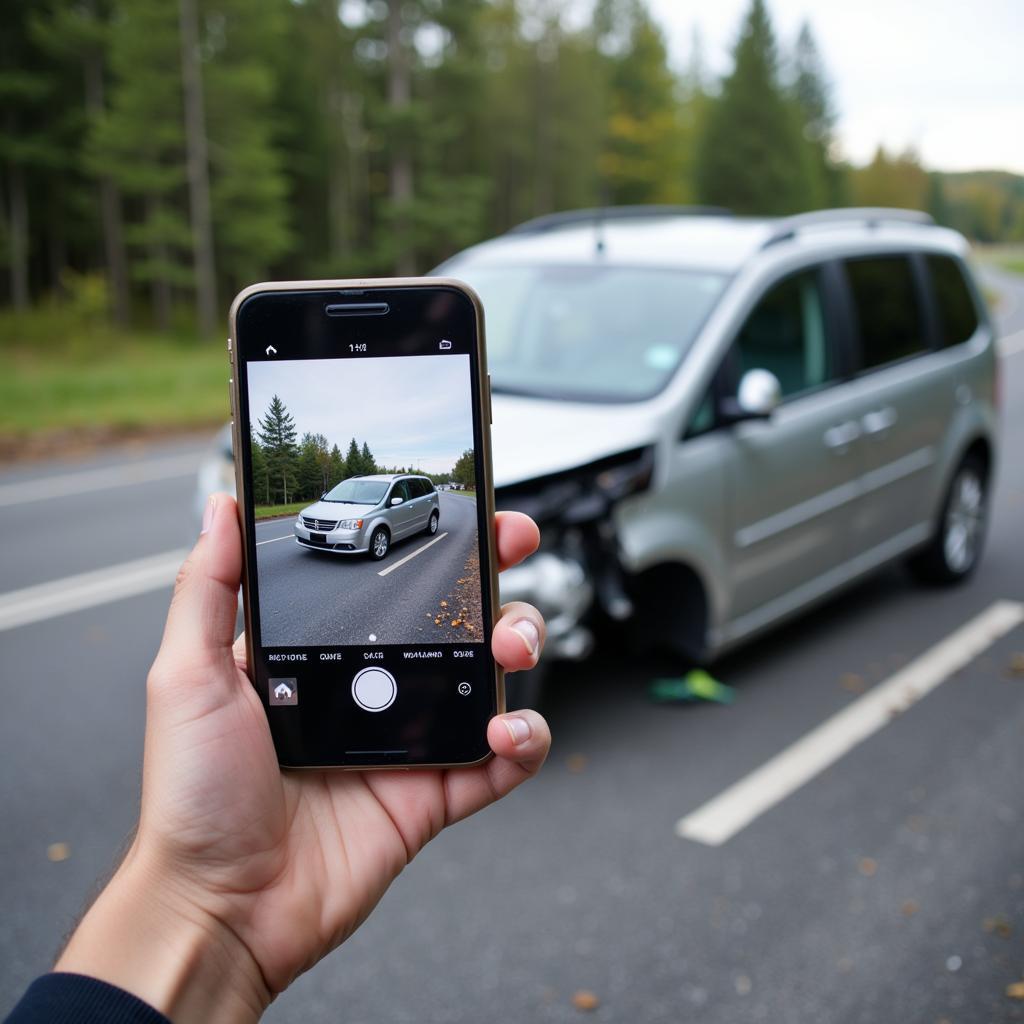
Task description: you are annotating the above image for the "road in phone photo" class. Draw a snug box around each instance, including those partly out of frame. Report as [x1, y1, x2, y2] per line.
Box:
[0, 267, 1022, 1022]
[255, 490, 484, 646]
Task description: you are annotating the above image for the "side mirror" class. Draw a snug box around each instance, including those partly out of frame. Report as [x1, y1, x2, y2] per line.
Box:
[390, 496, 403, 506]
[718, 368, 783, 424]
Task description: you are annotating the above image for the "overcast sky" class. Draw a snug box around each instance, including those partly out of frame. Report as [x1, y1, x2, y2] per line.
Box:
[646, 0, 1024, 173]
[247, 355, 474, 475]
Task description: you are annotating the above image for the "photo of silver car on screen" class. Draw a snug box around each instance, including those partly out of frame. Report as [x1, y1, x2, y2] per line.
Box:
[246, 353, 483, 648]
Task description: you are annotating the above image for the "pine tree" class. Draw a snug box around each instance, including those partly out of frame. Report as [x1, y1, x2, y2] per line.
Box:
[328, 443, 346, 488]
[694, 0, 815, 214]
[91, 0, 191, 329]
[360, 440, 376, 474]
[789, 22, 841, 206]
[345, 437, 361, 477]
[256, 394, 298, 503]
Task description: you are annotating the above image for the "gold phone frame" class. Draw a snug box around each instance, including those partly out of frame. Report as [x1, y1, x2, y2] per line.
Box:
[227, 277, 504, 770]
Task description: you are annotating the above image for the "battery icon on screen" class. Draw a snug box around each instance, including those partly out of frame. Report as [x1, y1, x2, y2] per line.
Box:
[439, 339, 452, 350]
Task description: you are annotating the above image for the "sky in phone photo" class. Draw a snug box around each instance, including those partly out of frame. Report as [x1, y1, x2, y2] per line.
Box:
[247, 354, 474, 475]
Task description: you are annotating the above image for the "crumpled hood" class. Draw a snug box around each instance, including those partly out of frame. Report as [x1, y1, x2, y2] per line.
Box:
[299, 500, 378, 521]
[490, 392, 658, 488]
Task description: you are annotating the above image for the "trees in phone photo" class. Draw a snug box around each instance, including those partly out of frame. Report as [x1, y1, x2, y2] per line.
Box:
[256, 394, 298, 504]
[452, 449, 475, 490]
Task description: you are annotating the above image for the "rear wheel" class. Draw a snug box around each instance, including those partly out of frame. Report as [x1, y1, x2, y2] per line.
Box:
[426, 509, 439, 535]
[369, 526, 390, 561]
[907, 454, 988, 584]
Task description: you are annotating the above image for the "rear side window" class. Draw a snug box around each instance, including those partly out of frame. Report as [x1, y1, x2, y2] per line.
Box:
[845, 256, 925, 370]
[734, 268, 832, 399]
[927, 255, 979, 347]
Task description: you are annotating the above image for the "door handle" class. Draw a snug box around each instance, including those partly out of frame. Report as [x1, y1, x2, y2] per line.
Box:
[823, 421, 861, 451]
[862, 407, 897, 436]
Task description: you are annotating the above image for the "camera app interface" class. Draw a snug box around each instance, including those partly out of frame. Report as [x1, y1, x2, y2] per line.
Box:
[246, 353, 485, 650]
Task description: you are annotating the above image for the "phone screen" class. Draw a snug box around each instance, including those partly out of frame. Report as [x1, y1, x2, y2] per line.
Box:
[232, 284, 498, 767]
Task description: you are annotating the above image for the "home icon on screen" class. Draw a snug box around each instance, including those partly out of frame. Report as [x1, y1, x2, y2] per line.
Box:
[269, 679, 298, 706]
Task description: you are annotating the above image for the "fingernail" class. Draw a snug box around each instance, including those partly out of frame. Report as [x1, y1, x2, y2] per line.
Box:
[201, 496, 215, 535]
[503, 715, 532, 746]
[510, 619, 539, 657]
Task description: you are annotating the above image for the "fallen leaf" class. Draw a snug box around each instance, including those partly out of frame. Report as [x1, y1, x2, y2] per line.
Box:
[841, 673, 867, 694]
[858, 857, 878, 877]
[1007, 981, 1024, 999]
[440, 600, 448, 608]
[47, 842, 70, 862]
[464, 623, 475, 631]
[1007, 653, 1024, 677]
[566, 754, 588, 774]
[571, 990, 600, 1012]
[451, 619, 461, 627]
[983, 915, 1012, 938]
[901, 900, 919, 916]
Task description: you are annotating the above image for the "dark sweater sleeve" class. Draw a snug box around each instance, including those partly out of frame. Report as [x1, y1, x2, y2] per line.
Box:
[3, 973, 171, 1024]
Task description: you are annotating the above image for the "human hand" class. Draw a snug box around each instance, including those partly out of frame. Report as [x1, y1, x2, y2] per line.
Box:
[56, 494, 550, 1022]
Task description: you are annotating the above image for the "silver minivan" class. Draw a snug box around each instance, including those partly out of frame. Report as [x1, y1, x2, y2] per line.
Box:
[295, 473, 440, 560]
[436, 206, 999, 684]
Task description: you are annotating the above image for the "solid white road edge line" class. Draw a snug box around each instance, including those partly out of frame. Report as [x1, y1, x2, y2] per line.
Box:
[675, 599, 1024, 847]
[0, 548, 188, 632]
[256, 534, 294, 546]
[998, 328, 1024, 358]
[377, 532, 448, 577]
[0, 452, 203, 508]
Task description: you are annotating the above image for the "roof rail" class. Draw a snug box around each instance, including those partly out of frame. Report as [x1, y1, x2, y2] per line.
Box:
[506, 205, 733, 235]
[761, 207, 934, 249]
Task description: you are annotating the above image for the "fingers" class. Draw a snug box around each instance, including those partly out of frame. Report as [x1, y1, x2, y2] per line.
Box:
[495, 511, 539, 572]
[443, 709, 551, 826]
[151, 493, 242, 684]
[491, 600, 545, 673]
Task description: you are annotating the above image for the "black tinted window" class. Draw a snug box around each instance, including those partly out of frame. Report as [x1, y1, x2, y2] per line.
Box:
[408, 478, 429, 497]
[735, 269, 832, 398]
[390, 481, 410, 502]
[928, 255, 979, 347]
[846, 256, 925, 369]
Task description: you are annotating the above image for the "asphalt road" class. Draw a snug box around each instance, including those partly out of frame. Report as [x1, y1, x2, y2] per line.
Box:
[0, 271, 1023, 1022]
[255, 492, 481, 647]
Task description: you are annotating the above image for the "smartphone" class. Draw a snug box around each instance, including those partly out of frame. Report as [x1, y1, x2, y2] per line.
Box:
[228, 279, 501, 769]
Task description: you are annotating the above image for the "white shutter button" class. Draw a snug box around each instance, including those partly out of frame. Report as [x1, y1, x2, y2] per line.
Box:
[351, 667, 397, 712]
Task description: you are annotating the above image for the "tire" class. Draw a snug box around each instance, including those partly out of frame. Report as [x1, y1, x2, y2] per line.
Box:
[425, 509, 439, 536]
[369, 526, 390, 561]
[907, 454, 988, 584]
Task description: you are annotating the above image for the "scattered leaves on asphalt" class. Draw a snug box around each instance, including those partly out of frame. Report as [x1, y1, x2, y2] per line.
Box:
[47, 842, 70, 862]
[440, 600, 448, 608]
[841, 673, 867, 694]
[1007, 981, 1024, 999]
[901, 900, 919, 917]
[566, 753, 588, 774]
[858, 857, 878, 877]
[571, 990, 600, 1012]
[983, 914, 1012, 938]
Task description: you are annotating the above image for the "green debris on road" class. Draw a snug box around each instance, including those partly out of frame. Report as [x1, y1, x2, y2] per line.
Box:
[649, 669, 736, 705]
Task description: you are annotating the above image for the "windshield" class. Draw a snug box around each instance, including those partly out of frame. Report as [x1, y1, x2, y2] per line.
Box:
[451, 264, 728, 401]
[322, 479, 389, 504]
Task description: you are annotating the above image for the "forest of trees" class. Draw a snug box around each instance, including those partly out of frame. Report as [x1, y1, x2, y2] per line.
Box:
[4, 0, 1022, 333]
[251, 393, 470, 505]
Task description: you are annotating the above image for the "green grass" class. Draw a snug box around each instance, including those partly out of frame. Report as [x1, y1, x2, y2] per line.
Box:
[0, 305, 228, 439]
[254, 502, 306, 520]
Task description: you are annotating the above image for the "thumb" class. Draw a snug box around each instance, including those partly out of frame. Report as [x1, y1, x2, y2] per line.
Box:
[151, 493, 243, 686]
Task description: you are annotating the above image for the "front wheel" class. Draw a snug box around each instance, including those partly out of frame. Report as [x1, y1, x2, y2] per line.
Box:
[369, 526, 390, 561]
[425, 509, 439, 536]
[907, 454, 988, 584]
